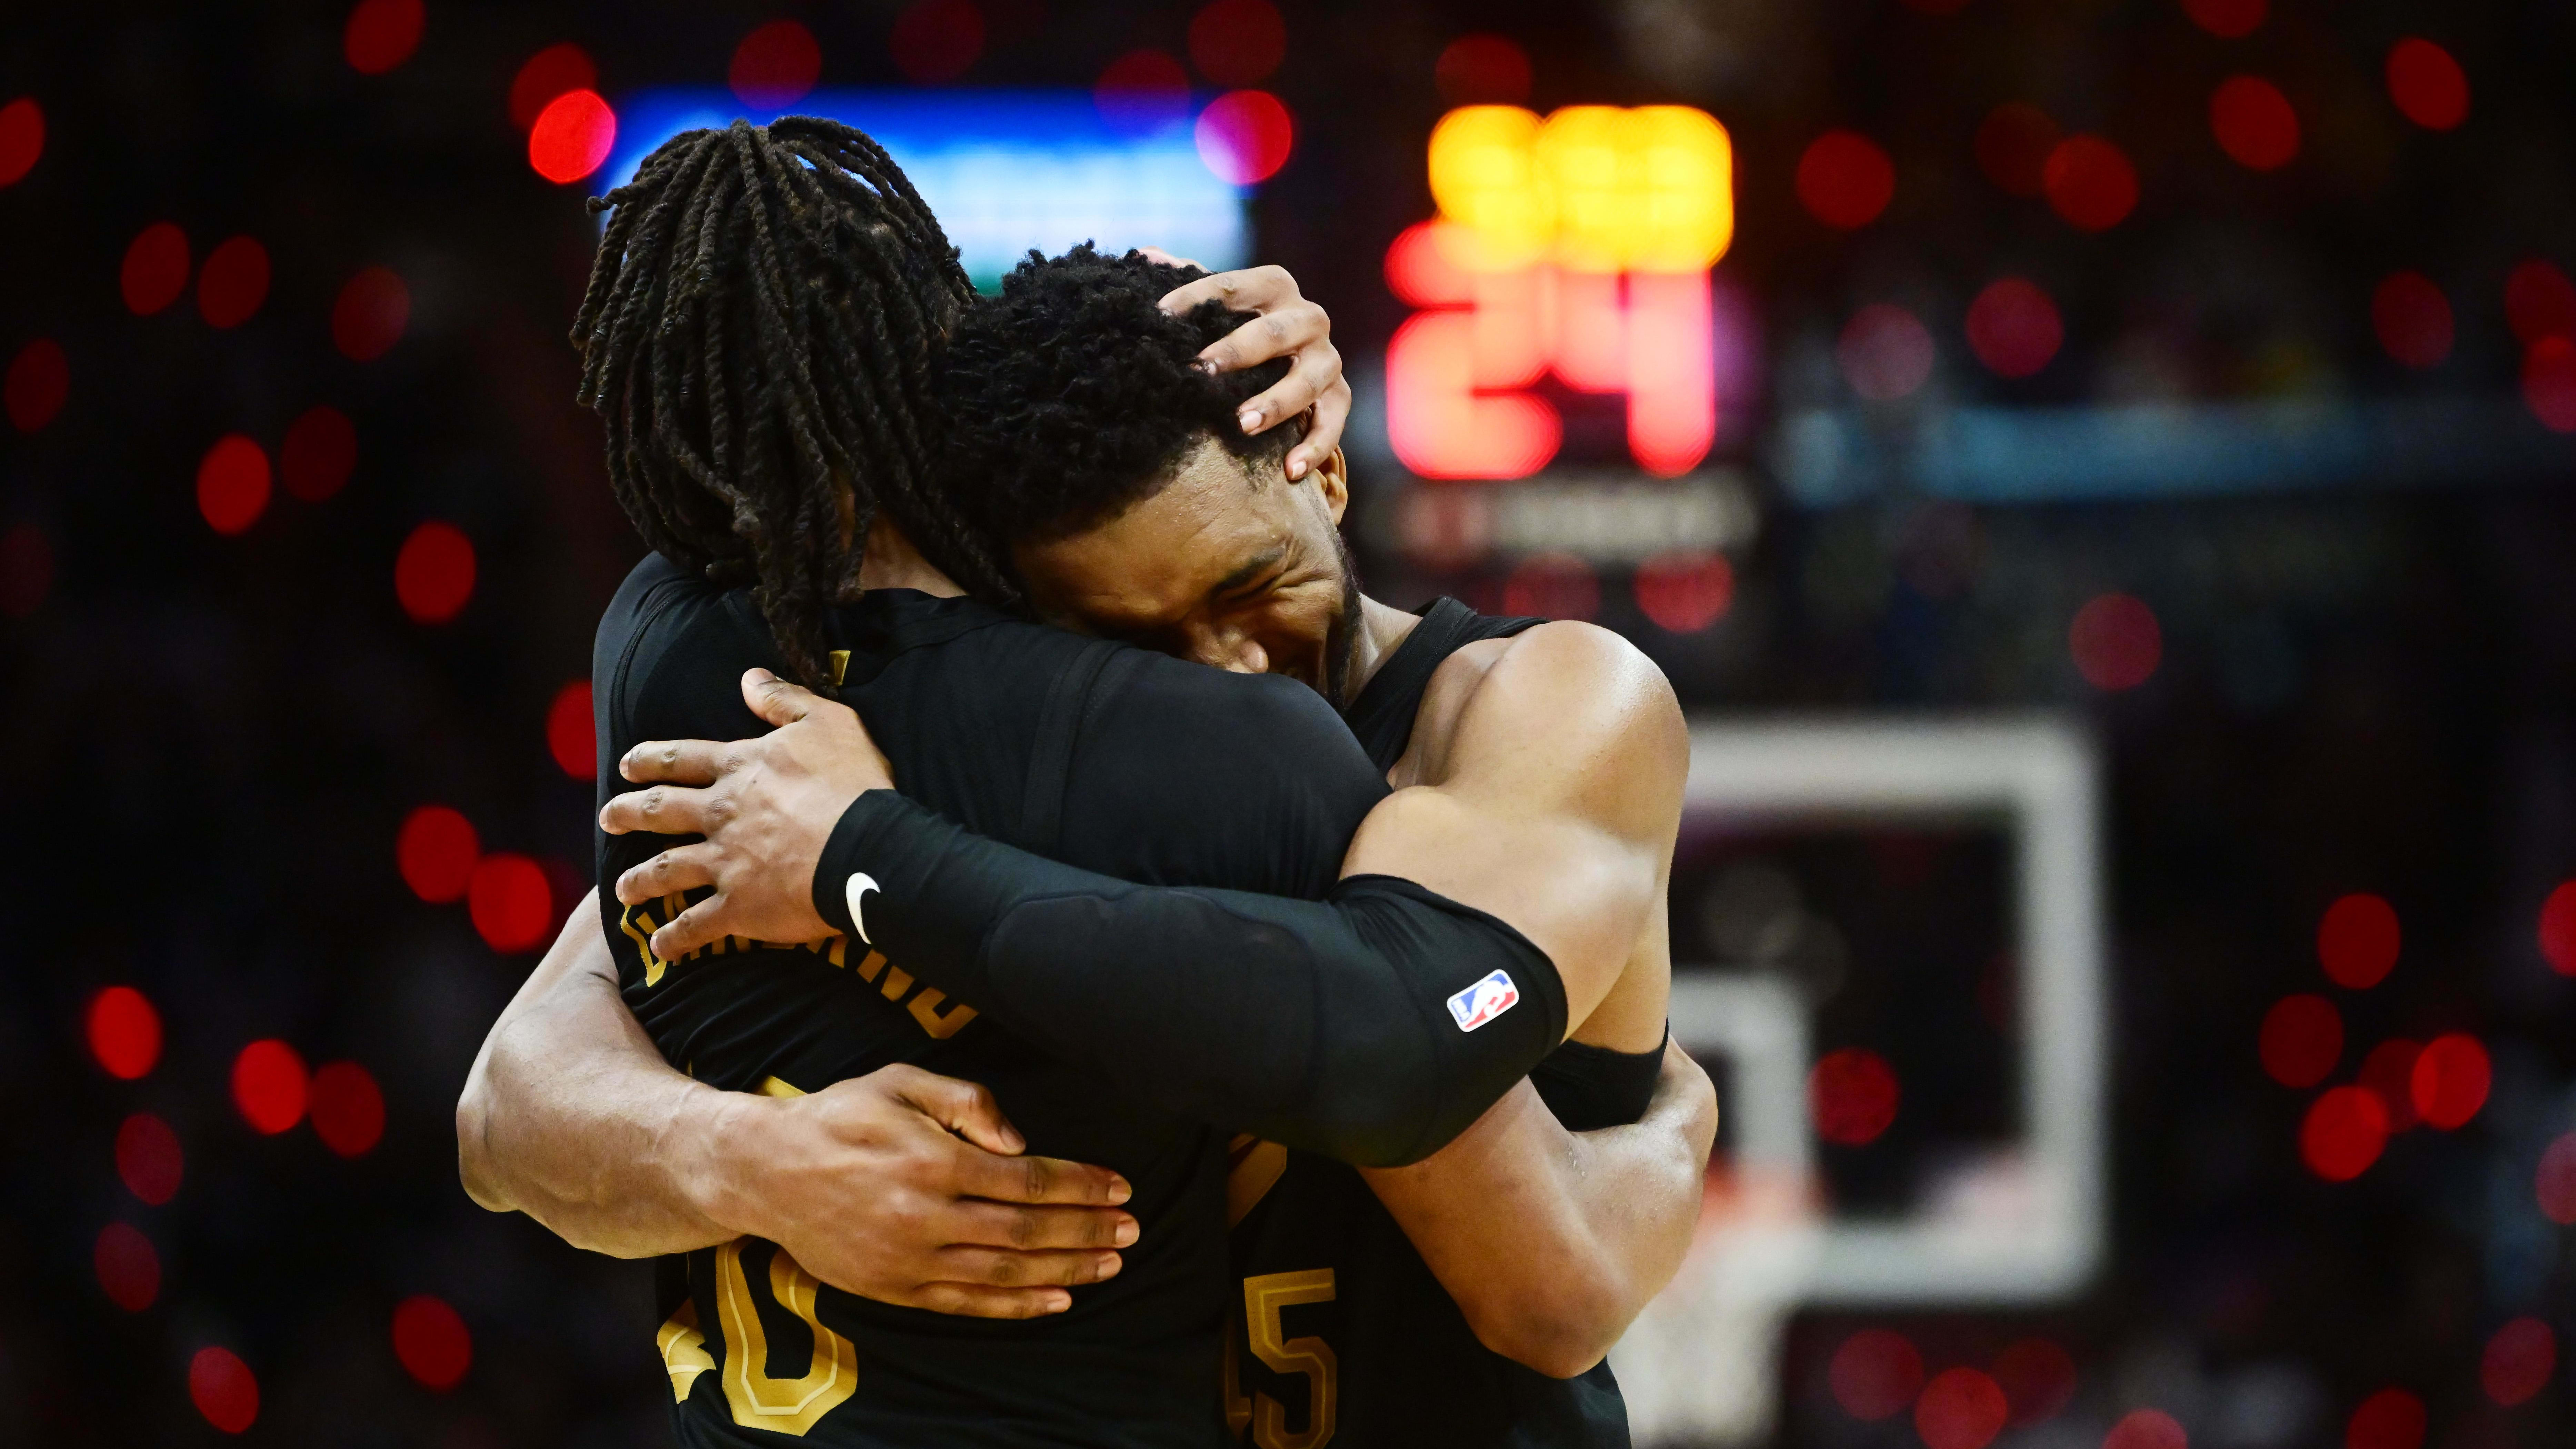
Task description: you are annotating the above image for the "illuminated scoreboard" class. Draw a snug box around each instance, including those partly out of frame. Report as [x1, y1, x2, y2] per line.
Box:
[1387, 105, 1736, 480]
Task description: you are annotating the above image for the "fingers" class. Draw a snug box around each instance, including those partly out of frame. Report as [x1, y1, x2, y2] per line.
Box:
[598, 782, 719, 837]
[1157, 261, 1295, 319]
[1200, 297, 1327, 380]
[614, 843, 719, 906]
[647, 896, 732, 961]
[886, 1066, 1028, 1156]
[741, 668, 817, 727]
[617, 738, 731, 787]
[1287, 374, 1352, 480]
[952, 1143, 1133, 1207]
[903, 1282, 1076, 1319]
[1136, 245, 1205, 271]
[932, 1244, 1125, 1289]
[945, 1200, 1138, 1253]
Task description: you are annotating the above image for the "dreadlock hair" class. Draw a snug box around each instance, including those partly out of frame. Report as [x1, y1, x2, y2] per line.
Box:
[935, 244, 1295, 548]
[569, 117, 1017, 693]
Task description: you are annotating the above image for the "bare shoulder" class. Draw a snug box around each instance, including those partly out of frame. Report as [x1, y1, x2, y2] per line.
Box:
[1401, 622, 1686, 818]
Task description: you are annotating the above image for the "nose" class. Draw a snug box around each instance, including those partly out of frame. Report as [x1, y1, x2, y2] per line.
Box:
[1190, 627, 1269, 675]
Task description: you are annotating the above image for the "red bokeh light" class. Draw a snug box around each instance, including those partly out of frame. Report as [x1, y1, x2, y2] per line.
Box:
[87, 985, 163, 1080]
[2409, 1032, 2489, 1130]
[470, 853, 555, 953]
[196, 236, 270, 329]
[547, 681, 595, 779]
[2504, 260, 2576, 346]
[0, 522, 49, 619]
[1838, 304, 1935, 401]
[2482, 1317, 2556, 1407]
[1196, 90, 1294, 185]
[232, 1039, 310, 1135]
[2359, 1039, 2422, 1132]
[1435, 34, 1531, 107]
[2043, 135, 2139, 231]
[398, 805, 480, 902]
[2210, 76, 2299, 171]
[344, 0, 425, 76]
[1915, 1368, 2009, 1449]
[281, 406, 358, 502]
[2345, 1387, 2427, 1449]
[2537, 1133, 2576, 1224]
[1502, 553, 1601, 624]
[1965, 278, 2063, 378]
[310, 1061, 387, 1158]
[197, 435, 272, 537]
[1811, 1047, 1899, 1146]
[116, 1112, 183, 1205]
[190, 1347, 259, 1435]
[1190, 0, 1287, 87]
[1796, 130, 1896, 230]
[1992, 1338, 2076, 1426]
[2545, 882, 2576, 973]
[94, 1222, 159, 1312]
[5, 338, 67, 432]
[2183, 0, 2266, 37]
[731, 20, 822, 109]
[2385, 39, 2468, 132]
[2371, 272, 2452, 369]
[2069, 592, 2160, 690]
[1974, 103, 2059, 197]
[333, 265, 410, 361]
[0, 97, 42, 186]
[1634, 552, 1735, 634]
[395, 520, 475, 624]
[2257, 993, 2342, 1088]
[2522, 337, 2576, 433]
[508, 43, 597, 131]
[891, 0, 986, 85]
[2317, 892, 2400, 988]
[2302, 1084, 2389, 1181]
[393, 1295, 474, 1390]
[1828, 1329, 1924, 1420]
[528, 88, 617, 185]
[1095, 50, 1192, 136]
[121, 222, 191, 315]
[2104, 1408, 2188, 1449]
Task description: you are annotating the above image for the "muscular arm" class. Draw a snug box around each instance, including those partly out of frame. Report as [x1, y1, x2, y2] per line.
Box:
[1362, 1043, 1718, 1378]
[604, 624, 1687, 1168]
[457, 892, 1140, 1317]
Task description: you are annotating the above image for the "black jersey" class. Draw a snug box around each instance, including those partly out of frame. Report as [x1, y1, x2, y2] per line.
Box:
[1225, 599, 1663, 1449]
[593, 554, 1388, 1449]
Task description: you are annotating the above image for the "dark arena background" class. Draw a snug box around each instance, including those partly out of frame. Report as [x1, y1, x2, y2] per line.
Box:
[7, 1, 2576, 1445]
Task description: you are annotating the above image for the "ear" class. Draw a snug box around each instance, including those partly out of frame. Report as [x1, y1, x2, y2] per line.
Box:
[1312, 446, 1350, 526]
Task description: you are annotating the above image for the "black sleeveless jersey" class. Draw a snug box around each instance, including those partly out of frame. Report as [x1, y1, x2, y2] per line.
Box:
[1225, 599, 1663, 1449]
[593, 553, 1389, 1449]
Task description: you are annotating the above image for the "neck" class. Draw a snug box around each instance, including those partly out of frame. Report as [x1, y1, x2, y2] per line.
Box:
[1339, 594, 1426, 705]
[855, 515, 965, 597]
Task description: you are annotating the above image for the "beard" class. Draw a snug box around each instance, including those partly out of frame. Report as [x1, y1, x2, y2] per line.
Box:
[1321, 525, 1367, 706]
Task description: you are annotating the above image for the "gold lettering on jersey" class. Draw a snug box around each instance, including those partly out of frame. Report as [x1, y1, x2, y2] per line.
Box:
[623, 905, 670, 986]
[1226, 1135, 1288, 1227]
[1242, 1269, 1338, 1449]
[828, 651, 851, 687]
[854, 950, 887, 984]
[905, 988, 979, 1040]
[877, 965, 916, 1001]
[657, 1301, 716, 1403]
[756, 1076, 806, 1098]
[715, 1240, 859, 1435]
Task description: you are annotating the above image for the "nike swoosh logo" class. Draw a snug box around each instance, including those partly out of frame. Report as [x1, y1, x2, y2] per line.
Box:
[846, 873, 879, 946]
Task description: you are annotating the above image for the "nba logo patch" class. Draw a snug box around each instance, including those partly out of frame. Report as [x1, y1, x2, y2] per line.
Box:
[1446, 970, 1520, 1032]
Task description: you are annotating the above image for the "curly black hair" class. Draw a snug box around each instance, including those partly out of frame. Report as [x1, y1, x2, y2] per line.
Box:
[935, 244, 1296, 547]
[569, 118, 1018, 693]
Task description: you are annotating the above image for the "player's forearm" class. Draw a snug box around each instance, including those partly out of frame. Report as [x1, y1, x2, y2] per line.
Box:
[1361, 1045, 1718, 1377]
[456, 909, 742, 1257]
[812, 791, 1567, 1167]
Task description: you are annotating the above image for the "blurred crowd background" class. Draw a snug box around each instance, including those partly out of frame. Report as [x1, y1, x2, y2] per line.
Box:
[5, 0, 2576, 1445]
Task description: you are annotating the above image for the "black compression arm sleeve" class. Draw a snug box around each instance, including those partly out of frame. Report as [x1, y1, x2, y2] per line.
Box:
[813, 791, 1567, 1167]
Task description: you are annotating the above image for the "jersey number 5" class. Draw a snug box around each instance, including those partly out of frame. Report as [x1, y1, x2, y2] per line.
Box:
[1227, 1269, 1338, 1449]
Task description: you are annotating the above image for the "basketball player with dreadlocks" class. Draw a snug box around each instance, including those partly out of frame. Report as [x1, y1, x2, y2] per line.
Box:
[458, 119, 1713, 1448]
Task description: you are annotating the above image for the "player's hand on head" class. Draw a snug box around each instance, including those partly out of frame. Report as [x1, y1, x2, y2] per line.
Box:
[1156, 262, 1349, 482]
[713, 1064, 1138, 1319]
[598, 668, 899, 956]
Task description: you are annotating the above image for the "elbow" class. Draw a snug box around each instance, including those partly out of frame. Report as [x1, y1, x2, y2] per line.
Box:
[453, 1070, 512, 1214]
[1454, 1266, 1630, 1379]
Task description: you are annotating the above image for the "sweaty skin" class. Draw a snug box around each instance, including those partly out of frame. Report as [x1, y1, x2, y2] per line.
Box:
[606, 440, 1712, 1373]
